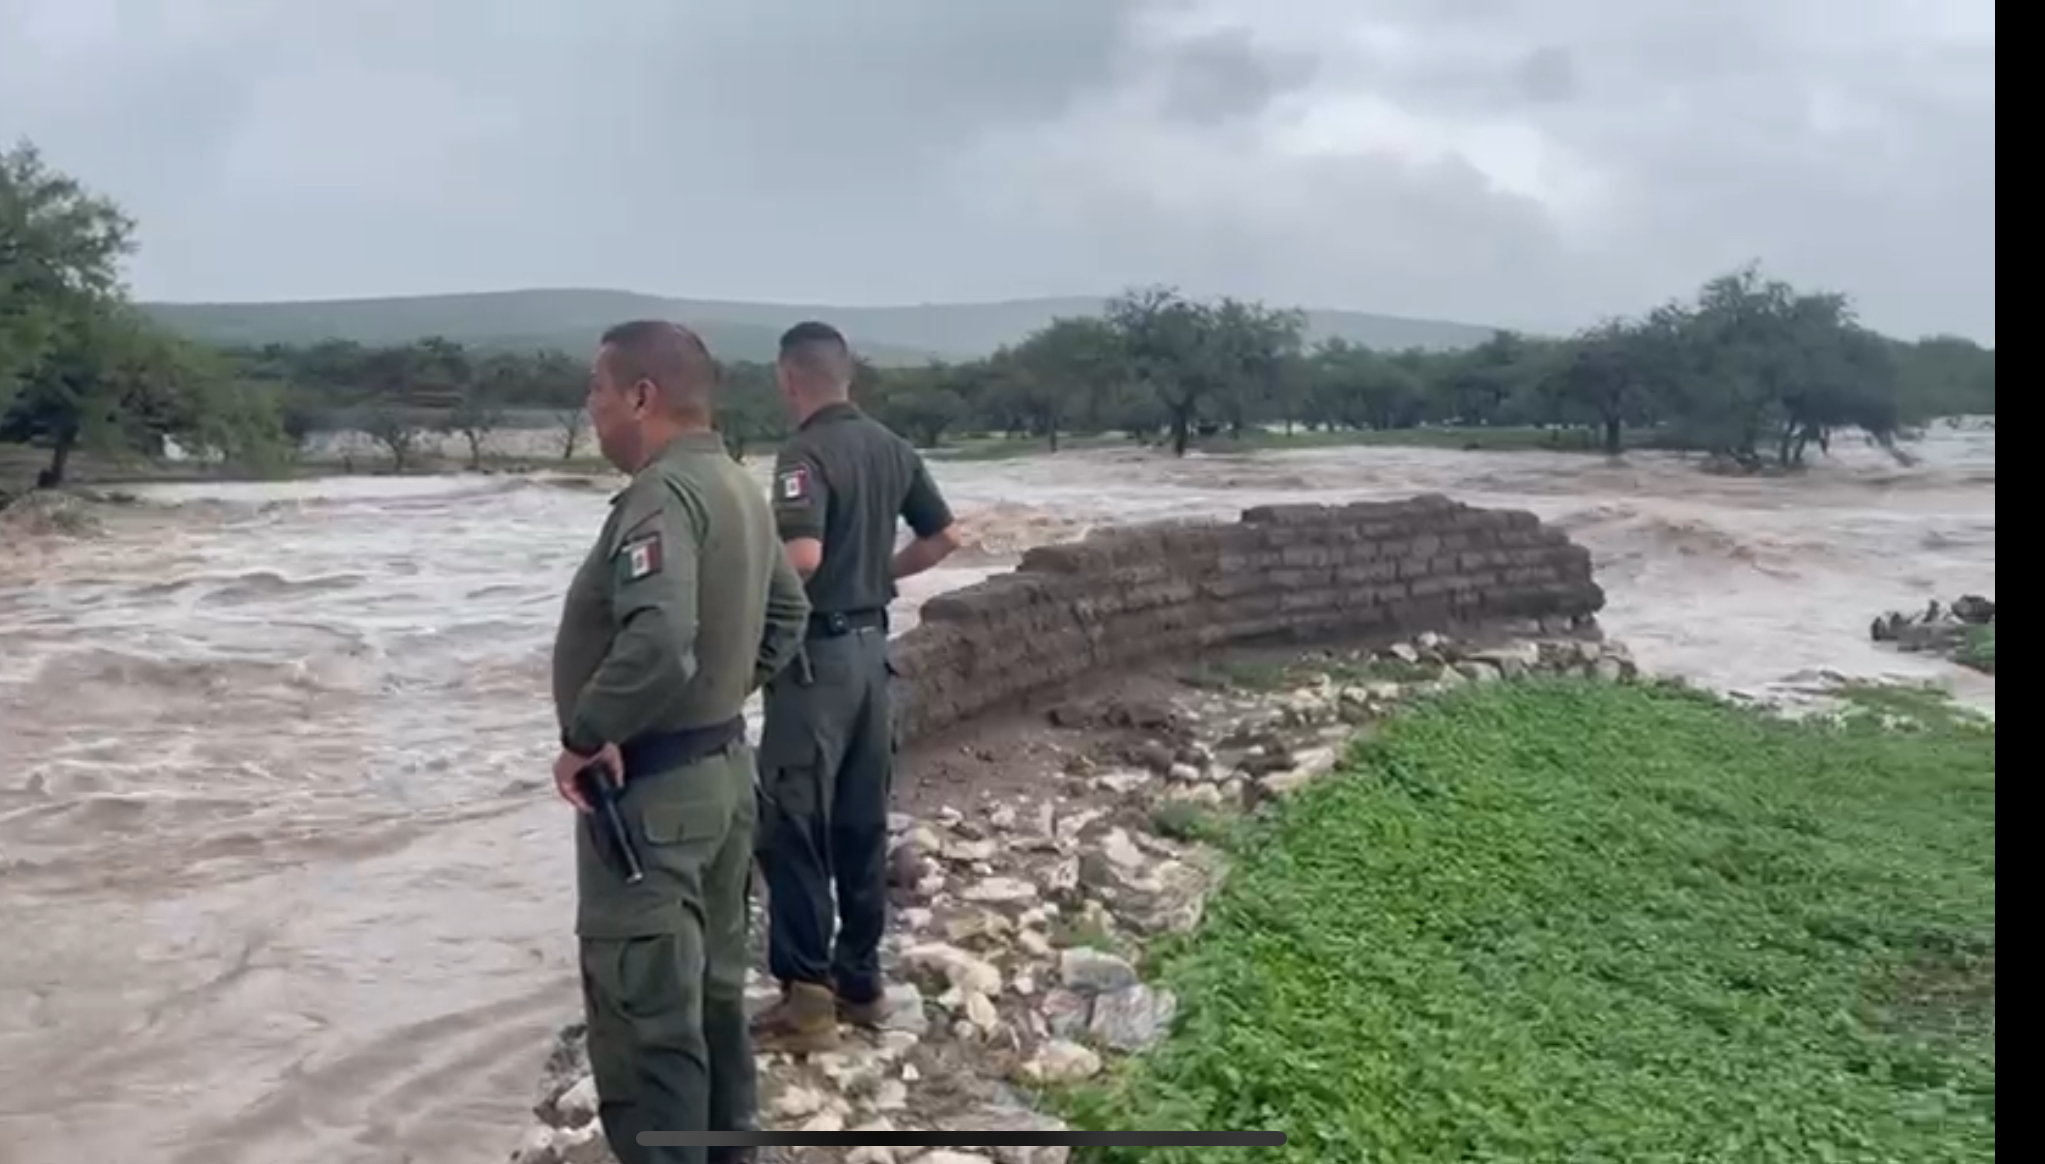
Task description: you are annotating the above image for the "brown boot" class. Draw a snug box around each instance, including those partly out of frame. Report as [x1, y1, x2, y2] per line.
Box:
[836, 990, 889, 1030]
[749, 981, 840, 1054]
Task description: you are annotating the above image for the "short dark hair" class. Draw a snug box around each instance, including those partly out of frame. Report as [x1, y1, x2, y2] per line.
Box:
[598, 319, 718, 414]
[777, 320, 853, 387]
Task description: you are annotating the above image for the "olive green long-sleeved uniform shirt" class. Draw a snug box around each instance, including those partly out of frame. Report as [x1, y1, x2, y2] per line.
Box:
[552, 431, 810, 756]
[548, 430, 810, 1164]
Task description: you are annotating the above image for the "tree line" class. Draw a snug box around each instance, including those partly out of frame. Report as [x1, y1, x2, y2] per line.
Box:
[5, 138, 1996, 489]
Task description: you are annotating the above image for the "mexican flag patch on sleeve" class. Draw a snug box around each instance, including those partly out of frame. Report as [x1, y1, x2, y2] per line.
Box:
[778, 464, 810, 502]
[620, 532, 664, 581]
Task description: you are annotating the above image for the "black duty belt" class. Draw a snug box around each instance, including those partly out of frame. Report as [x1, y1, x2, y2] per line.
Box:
[807, 608, 888, 638]
[619, 715, 746, 781]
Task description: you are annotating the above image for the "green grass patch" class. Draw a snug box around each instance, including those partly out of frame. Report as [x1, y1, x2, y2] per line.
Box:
[1956, 623, 1995, 675]
[1833, 681, 1991, 732]
[1150, 801, 1242, 848]
[1056, 679, 1995, 1163]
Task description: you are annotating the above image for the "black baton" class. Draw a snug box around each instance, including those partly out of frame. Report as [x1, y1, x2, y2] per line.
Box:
[577, 761, 645, 885]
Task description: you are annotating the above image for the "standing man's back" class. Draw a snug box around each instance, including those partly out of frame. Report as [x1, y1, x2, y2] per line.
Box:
[751, 321, 960, 1053]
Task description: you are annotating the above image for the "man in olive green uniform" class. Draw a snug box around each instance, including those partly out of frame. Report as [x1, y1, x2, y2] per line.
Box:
[550, 320, 810, 1164]
[750, 321, 961, 1053]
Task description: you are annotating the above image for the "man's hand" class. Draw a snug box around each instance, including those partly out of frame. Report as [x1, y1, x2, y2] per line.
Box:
[890, 523, 961, 581]
[553, 742, 625, 812]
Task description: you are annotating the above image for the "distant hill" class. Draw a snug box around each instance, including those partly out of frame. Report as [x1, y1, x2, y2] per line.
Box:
[140, 288, 1503, 366]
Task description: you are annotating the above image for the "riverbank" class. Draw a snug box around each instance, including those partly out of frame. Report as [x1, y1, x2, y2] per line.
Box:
[512, 625, 1645, 1164]
[0, 423, 1706, 495]
[1053, 677, 1996, 1163]
[924, 424, 1691, 463]
[509, 631, 1994, 1164]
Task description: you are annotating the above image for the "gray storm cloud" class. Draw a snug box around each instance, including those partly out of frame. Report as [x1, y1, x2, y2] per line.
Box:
[0, 0, 1996, 343]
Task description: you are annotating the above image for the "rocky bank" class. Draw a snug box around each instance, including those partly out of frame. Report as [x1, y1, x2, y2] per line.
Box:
[1870, 593, 1996, 673]
[508, 622, 1643, 1164]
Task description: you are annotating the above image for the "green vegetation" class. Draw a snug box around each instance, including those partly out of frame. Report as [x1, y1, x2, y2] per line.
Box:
[2, 141, 289, 490]
[1832, 680, 1991, 730]
[1956, 623, 1996, 674]
[1058, 680, 1996, 1164]
[5, 137, 1997, 493]
[1149, 801, 1240, 848]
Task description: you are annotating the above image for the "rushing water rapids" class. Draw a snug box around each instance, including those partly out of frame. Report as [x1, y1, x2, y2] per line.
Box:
[0, 425, 1995, 1164]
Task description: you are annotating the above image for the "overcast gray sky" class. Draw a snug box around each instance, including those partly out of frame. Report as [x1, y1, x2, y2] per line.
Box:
[2, 0, 1996, 343]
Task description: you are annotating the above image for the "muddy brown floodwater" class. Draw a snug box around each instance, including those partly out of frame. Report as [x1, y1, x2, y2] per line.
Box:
[0, 425, 1995, 1164]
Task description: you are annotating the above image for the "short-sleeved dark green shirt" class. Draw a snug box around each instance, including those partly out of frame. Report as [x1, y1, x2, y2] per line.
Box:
[772, 402, 954, 614]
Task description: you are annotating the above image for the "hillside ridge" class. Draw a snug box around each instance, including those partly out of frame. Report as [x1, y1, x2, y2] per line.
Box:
[140, 286, 1504, 365]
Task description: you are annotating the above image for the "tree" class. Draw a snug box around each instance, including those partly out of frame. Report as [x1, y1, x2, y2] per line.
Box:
[710, 358, 784, 460]
[556, 408, 590, 460]
[1205, 298, 1307, 439]
[365, 406, 426, 472]
[0, 304, 256, 485]
[1539, 309, 1680, 455]
[443, 386, 505, 469]
[994, 316, 1127, 451]
[1891, 334, 1994, 425]
[1104, 285, 1226, 456]
[1306, 339, 1426, 431]
[1, 139, 139, 431]
[1773, 295, 1901, 466]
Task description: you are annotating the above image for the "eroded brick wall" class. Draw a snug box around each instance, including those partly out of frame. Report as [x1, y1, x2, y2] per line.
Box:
[887, 493, 1604, 744]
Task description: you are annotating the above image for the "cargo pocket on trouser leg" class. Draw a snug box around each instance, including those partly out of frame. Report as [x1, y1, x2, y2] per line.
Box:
[579, 785, 726, 940]
[754, 743, 835, 989]
[581, 932, 710, 1156]
[579, 938, 644, 1111]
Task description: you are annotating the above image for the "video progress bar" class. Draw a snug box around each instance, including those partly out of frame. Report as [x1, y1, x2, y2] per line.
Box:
[638, 1130, 1286, 1149]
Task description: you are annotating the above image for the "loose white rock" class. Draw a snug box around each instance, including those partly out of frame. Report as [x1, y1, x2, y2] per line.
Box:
[1059, 947, 1139, 993]
[964, 990, 1001, 1033]
[962, 877, 1038, 904]
[945, 838, 999, 863]
[1100, 828, 1146, 870]
[870, 1078, 910, 1112]
[555, 1074, 599, 1123]
[802, 1109, 847, 1132]
[771, 1085, 830, 1119]
[1023, 1039, 1103, 1083]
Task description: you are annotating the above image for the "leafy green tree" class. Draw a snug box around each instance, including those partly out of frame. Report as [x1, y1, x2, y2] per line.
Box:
[1, 139, 139, 439]
[443, 386, 506, 469]
[867, 361, 971, 449]
[1105, 286, 1228, 456]
[1206, 298, 1308, 440]
[0, 304, 271, 484]
[1305, 339, 1426, 431]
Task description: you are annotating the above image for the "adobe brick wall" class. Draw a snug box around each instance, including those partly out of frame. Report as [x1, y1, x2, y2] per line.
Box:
[887, 493, 1604, 745]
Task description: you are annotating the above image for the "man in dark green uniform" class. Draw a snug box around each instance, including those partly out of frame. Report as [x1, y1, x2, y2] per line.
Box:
[550, 320, 810, 1164]
[750, 321, 961, 1054]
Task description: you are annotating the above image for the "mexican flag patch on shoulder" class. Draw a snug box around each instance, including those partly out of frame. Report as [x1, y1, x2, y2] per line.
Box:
[778, 464, 811, 502]
[620, 532, 664, 581]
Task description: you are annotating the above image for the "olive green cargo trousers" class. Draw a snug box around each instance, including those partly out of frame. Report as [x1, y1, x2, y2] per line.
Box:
[575, 742, 759, 1164]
